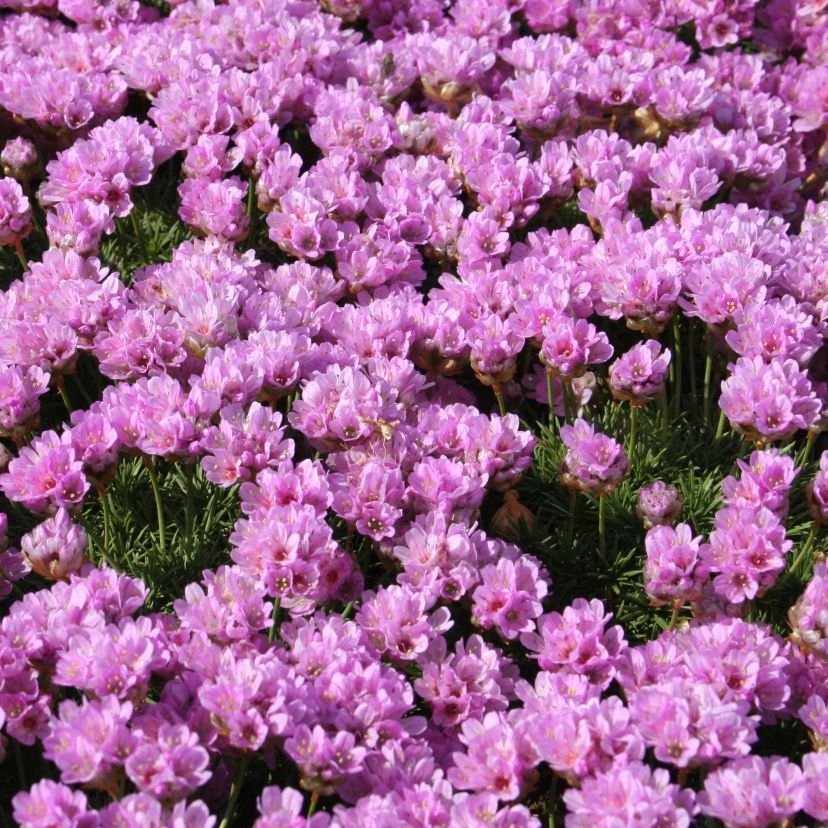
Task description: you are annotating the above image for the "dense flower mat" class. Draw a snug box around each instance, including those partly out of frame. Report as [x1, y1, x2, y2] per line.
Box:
[1, 0, 828, 824]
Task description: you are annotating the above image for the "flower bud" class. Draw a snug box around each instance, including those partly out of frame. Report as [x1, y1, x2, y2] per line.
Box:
[1, 137, 39, 181]
[789, 558, 828, 662]
[637, 481, 683, 528]
[491, 490, 536, 540]
[20, 508, 87, 580]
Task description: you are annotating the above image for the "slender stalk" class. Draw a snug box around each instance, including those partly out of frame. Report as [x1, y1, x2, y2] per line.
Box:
[598, 495, 607, 563]
[268, 598, 282, 643]
[671, 316, 682, 418]
[70, 372, 94, 407]
[493, 383, 506, 416]
[99, 488, 112, 561]
[14, 741, 26, 791]
[798, 431, 817, 467]
[628, 406, 639, 460]
[115, 220, 129, 271]
[0, 798, 12, 828]
[14, 239, 27, 270]
[184, 463, 195, 562]
[307, 791, 320, 818]
[547, 774, 559, 828]
[546, 372, 556, 429]
[715, 408, 727, 440]
[668, 605, 681, 630]
[562, 379, 575, 422]
[146, 458, 167, 557]
[702, 349, 713, 425]
[341, 601, 355, 621]
[659, 388, 669, 446]
[130, 209, 149, 263]
[56, 376, 73, 416]
[687, 322, 698, 415]
[29, 202, 43, 237]
[247, 177, 256, 218]
[218, 755, 250, 828]
[566, 490, 576, 551]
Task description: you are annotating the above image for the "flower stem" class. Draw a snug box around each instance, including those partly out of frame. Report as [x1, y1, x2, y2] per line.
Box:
[668, 605, 681, 629]
[115, 221, 129, 272]
[715, 408, 727, 440]
[247, 177, 256, 218]
[184, 463, 194, 563]
[130, 209, 149, 264]
[146, 458, 167, 557]
[659, 389, 669, 446]
[307, 791, 320, 818]
[598, 495, 607, 563]
[219, 755, 250, 828]
[57, 382, 73, 417]
[14, 239, 27, 271]
[268, 597, 282, 643]
[628, 406, 638, 460]
[566, 491, 576, 551]
[671, 316, 682, 418]
[493, 383, 507, 416]
[687, 322, 698, 415]
[798, 431, 817, 467]
[14, 741, 26, 791]
[547, 774, 559, 828]
[546, 372, 556, 429]
[562, 380, 575, 422]
[99, 488, 112, 562]
[702, 349, 713, 425]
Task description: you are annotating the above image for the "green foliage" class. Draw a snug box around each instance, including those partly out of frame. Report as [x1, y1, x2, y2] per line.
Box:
[81, 458, 241, 611]
[514, 396, 821, 645]
[99, 161, 194, 283]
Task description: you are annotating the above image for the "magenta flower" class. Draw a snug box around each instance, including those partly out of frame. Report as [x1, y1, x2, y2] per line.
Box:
[636, 480, 683, 528]
[0, 364, 49, 440]
[719, 356, 822, 444]
[471, 555, 549, 640]
[13, 780, 97, 828]
[789, 559, 828, 662]
[1, 137, 39, 181]
[0, 430, 89, 514]
[698, 756, 804, 828]
[803, 752, 828, 822]
[523, 598, 627, 688]
[560, 418, 629, 496]
[284, 725, 367, 796]
[449, 712, 537, 802]
[255, 786, 330, 828]
[564, 762, 696, 828]
[806, 451, 828, 523]
[643, 523, 707, 608]
[178, 176, 250, 242]
[540, 314, 613, 380]
[43, 695, 134, 790]
[0, 177, 32, 247]
[126, 724, 211, 801]
[701, 504, 792, 603]
[20, 508, 87, 581]
[608, 340, 672, 405]
[723, 448, 799, 520]
[357, 584, 452, 662]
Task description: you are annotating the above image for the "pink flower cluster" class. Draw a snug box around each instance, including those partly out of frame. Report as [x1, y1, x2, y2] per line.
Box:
[1, 0, 828, 824]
